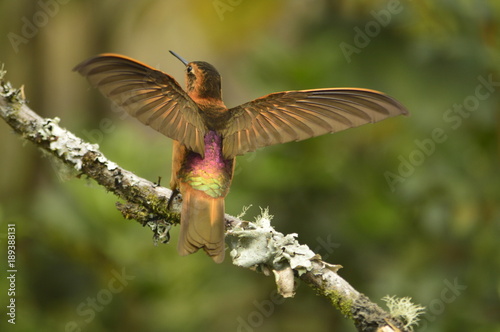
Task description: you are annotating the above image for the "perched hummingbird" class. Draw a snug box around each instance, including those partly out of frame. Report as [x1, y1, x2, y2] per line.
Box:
[74, 51, 408, 263]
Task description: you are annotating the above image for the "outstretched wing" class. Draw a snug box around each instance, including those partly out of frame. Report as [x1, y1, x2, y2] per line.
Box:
[221, 88, 408, 158]
[74, 54, 207, 156]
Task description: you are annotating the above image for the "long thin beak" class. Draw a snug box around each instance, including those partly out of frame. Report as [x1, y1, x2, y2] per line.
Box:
[169, 50, 189, 66]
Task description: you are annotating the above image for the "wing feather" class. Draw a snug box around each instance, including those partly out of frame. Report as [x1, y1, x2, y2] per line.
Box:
[222, 88, 408, 158]
[74, 54, 207, 156]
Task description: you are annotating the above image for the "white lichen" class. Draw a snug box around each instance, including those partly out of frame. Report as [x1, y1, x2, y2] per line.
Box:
[227, 209, 277, 268]
[96, 154, 118, 171]
[37, 117, 102, 172]
[228, 207, 327, 297]
[382, 295, 425, 331]
[0, 64, 6, 81]
[236, 204, 252, 219]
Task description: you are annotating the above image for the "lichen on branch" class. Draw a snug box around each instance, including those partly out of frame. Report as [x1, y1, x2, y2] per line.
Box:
[0, 70, 421, 332]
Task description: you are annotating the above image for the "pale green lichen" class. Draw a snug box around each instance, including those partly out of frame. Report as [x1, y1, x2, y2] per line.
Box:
[227, 209, 277, 268]
[0, 64, 6, 81]
[382, 295, 425, 331]
[229, 207, 319, 271]
[228, 207, 326, 297]
[0, 70, 24, 106]
[236, 204, 252, 219]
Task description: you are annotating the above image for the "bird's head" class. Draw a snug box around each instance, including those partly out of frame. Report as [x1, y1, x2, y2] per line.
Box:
[170, 50, 223, 104]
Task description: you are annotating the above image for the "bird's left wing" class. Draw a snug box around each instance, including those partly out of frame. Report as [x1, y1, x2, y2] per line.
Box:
[74, 54, 207, 156]
[221, 88, 408, 158]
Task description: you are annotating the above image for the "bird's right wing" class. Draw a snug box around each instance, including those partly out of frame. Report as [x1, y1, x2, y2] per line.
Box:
[74, 54, 208, 156]
[221, 88, 409, 158]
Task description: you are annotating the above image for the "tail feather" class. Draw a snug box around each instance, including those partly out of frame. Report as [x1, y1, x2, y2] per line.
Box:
[177, 184, 225, 263]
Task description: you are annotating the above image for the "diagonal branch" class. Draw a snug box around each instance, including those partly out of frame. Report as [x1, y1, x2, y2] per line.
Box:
[0, 69, 421, 332]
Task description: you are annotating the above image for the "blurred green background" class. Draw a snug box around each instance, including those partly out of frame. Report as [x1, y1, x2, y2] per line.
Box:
[1, 0, 499, 331]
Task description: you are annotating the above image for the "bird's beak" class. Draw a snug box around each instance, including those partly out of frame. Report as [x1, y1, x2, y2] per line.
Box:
[169, 50, 189, 66]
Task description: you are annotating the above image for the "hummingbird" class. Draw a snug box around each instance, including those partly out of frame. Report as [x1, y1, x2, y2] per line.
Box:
[74, 51, 408, 263]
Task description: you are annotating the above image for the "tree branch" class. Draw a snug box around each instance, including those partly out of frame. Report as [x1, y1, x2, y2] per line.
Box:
[0, 69, 422, 332]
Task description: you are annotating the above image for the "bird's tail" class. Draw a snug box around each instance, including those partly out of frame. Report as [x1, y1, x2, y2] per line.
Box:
[177, 184, 225, 263]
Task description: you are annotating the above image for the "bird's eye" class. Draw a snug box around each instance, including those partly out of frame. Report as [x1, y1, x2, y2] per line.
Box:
[187, 66, 193, 73]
